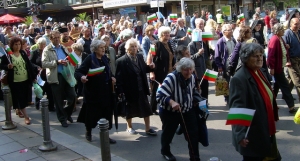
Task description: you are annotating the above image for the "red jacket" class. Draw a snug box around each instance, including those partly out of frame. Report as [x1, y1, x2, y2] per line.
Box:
[267, 35, 290, 74]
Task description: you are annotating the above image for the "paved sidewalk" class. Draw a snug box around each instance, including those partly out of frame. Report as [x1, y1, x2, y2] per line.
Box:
[0, 104, 127, 161]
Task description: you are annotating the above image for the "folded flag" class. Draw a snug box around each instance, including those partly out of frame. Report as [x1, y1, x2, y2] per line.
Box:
[150, 44, 156, 56]
[87, 66, 105, 76]
[202, 32, 214, 41]
[187, 28, 192, 35]
[147, 14, 158, 22]
[226, 108, 256, 126]
[67, 52, 81, 66]
[238, 14, 245, 21]
[203, 69, 218, 82]
[170, 14, 178, 21]
[5, 45, 13, 55]
[98, 23, 102, 28]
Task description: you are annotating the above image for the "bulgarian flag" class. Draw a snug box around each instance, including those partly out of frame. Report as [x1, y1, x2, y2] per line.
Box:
[226, 108, 256, 126]
[87, 66, 105, 76]
[170, 14, 178, 21]
[147, 14, 158, 22]
[238, 14, 245, 21]
[202, 32, 214, 41]
[98, 23, 102, 28]
[67, 52, 81, 66]
[5, 45, 13, 55]
[203, 69, 218, 82]
[187, 28, 192, 35]
[150, 44, 156, 56]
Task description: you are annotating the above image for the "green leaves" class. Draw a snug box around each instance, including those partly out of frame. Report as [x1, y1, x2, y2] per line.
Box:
[76, 12, 92, 22]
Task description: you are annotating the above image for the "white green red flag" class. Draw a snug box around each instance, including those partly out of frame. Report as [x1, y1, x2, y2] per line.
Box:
[187, 28, 192, 35]
[238, 14, 245, 21]
[202, 32, 214, 41]
[67, 52, 81, 66]
[226, 108, 255, 126]
[150, 44, 156, 56]
[202, 69, 218, 82]
[147, 14, 158, 22]
[5, 45, 12, 55]
[169, 14, 178, 21]
[87, 66, 105, 76]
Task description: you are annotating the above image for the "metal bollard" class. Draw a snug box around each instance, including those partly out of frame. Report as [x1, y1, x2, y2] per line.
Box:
[39, 97, 57, 152]
[98, 118, 111, 161]
[2, 86, 16, 130]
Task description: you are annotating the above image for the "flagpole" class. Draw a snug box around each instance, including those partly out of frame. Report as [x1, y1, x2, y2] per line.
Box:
[245, 122, 252, 138]
[199, 70, 208, 86]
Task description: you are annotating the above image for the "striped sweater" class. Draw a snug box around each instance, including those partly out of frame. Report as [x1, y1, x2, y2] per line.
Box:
[156, 71, 197, 113]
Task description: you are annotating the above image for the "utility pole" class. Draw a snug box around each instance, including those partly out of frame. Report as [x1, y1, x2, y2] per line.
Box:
[27, 0, 31, 7]
[181, 0, 185, 19]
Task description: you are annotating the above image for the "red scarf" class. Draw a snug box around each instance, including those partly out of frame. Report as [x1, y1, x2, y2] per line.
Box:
[248, 68, 276, 135]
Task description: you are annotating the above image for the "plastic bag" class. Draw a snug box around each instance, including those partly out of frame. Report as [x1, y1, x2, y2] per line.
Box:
[294, 108, 300, 124]
[33, 83, 43, 99]
[215, 76, 229, 96]
[61, 62, 76, 87]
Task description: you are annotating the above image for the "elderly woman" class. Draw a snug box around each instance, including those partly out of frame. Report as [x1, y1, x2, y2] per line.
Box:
[157, 57, 201, 161]
[229, 43, 281, 161]
[233, 19, 245, 40]
[117, 29, 133, 59]
[141, 25, 158, 60]
[147, 26, 175, 115]
[30, 38, 55, 111]
[116, 38, 156, 135]
[75, 39, 116, 143]
[0, 37, 34, 124]
[71, 43, 88, 107]
[268, 23, 297, 113]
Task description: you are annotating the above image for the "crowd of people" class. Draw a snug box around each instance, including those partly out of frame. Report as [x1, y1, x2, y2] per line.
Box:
[0, 8, 299, 161]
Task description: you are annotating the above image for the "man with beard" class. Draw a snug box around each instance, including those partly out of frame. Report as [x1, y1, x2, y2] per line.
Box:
[59, 27, 74, 53]
[77, 27, 92, 54]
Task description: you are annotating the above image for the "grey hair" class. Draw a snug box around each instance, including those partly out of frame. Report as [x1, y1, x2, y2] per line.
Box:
[101, 35, 110, 40]
[176, 57, 195, 72]
[195, 18, 205, 25]
[121, 29, 133, 39]
[158, 26, 171, 39]
[272, 23, 284, 35]
[90, 39, 106, 53]
[125, 38, 140, 51]
[71, 43, 84, 52]
[177, 18, 184, 24]
[36, 37, 46, 45]
[222, 24, 232, 33]
[239, 43, 264, 63]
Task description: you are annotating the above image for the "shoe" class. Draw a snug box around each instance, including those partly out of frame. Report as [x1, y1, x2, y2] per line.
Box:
[146, 129, 157, 136]
[109, 138, 117, 144]
[16, 109, 24, 118]
[175, 125, 183, 135]
[153, 111, 159, 115]
[127, 128, 137, 135]
[162, 152, 176, 161]
[85, 131, 92, 142]
[289, 107, 298, 114]
[25, 117, 31, 125]
[61, 121, 68, 127]
[67, 116, 73, 123]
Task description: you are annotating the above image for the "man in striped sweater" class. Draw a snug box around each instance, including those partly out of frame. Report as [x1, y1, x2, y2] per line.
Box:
[156, 58, 201, 161]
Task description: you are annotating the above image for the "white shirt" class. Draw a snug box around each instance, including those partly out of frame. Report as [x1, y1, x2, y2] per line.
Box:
[224, 36, 234, 55]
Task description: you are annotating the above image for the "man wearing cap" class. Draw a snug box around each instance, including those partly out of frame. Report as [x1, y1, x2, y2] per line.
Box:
[42, 30, 76, 127]
[216, 9, 224, 24]
[69, 24, 81, 42]
[43, 26, 52, 45]
[59, 27, 74, 53]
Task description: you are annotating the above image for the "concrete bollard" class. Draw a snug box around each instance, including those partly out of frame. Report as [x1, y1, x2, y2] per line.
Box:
[98, 118, 111, 161]
[2, 86, 16, 130]
[39, 97, 57, 152]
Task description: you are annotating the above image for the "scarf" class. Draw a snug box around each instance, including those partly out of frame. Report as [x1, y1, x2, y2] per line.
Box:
[91, 53, 111, 82]
[248, 67, 276, 135]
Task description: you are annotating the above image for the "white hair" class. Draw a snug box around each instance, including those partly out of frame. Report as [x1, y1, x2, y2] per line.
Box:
[195, 18, 205, 25]
[158, 26, 171, 39]
[121, 29, 133, 39]
[36, 37, 46, 45]
[176, 57, 195, 72]
[90, 39, 106, 53]
[125, 38, 140, 51]
[222, 24, 232, 33]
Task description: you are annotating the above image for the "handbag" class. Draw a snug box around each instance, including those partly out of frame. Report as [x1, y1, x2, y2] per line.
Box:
[215, 74, 229, 96]
[0, 70, 8, 85]
[61, 62, 76, 87]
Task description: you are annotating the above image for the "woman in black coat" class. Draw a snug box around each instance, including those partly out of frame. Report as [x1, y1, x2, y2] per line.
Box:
[116, 38, 156, 136]
[0, 37, 34, 125]
[30, 37, 55, 111]
[75, 39, 116, 143]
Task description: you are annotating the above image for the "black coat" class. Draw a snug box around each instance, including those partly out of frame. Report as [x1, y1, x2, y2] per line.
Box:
[116, 53, 152, 102]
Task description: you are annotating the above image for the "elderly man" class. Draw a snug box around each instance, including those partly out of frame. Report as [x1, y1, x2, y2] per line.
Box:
[214, 24, 236, 103]
[22, 29, 35, 47]
[173, 18, 191, 46]
[42, 30, 76, 127]
[59, 27, 74, 53]
[283, 18, 300, 101]
[77, 27, 92, 54]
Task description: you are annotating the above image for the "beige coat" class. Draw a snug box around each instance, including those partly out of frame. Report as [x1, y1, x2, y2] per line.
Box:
[41, 43, 69, 84]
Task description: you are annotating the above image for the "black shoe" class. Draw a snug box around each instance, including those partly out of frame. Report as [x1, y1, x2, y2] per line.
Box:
[61, 121, 68, 127]
[67, 116, 74, 123]
[86, 131, 92, 142]
[289, 107, 298, 114]
[146, 129, 157, 136]
[175, 125, 183, 135]
[109, 138, 116, 144]
[36, 105, 40, 110]
[162, 152, 176, 161]
[153, 111, 159, 115]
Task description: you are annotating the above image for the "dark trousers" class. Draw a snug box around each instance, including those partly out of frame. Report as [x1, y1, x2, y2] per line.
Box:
[35, 82, 55, 110]
[273, 70, 295, 108]
[150, 82, 159, 112]
[50, 74, 76, 123]
[75, 80, 83, 98]
[159, 107, 200, 161]
[199, 79, 208, 99]
[243, 156, 264, 161]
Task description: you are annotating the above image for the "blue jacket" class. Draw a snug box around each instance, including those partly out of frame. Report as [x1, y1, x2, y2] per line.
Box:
[141, 35, 158, 58]
[190, 16, 196, 29]
[283, 29, 300, 58]
[214, 37, 236, 69]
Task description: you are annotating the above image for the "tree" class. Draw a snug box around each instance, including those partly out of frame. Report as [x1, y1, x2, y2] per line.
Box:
[76, 12, 92, 22]
[24, 16, 41, 26]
